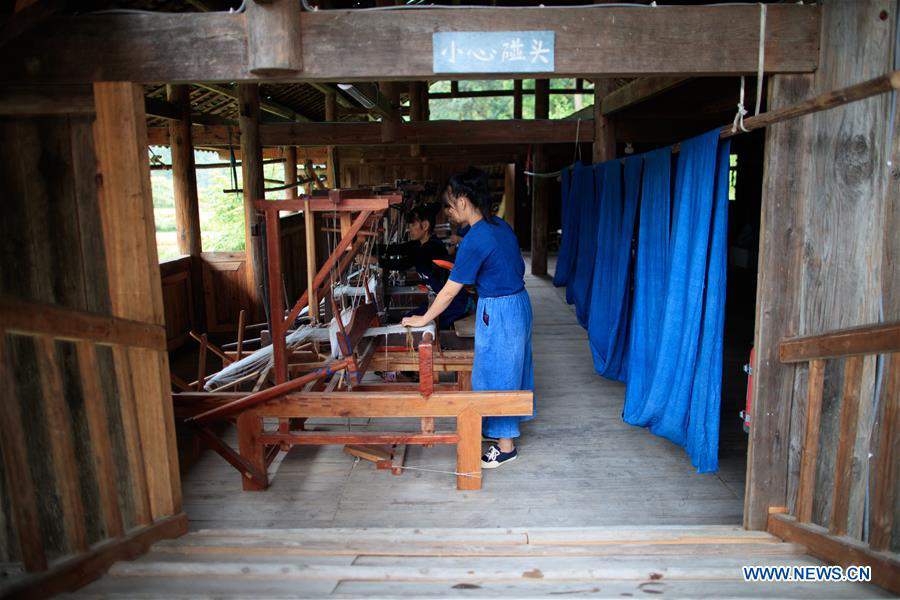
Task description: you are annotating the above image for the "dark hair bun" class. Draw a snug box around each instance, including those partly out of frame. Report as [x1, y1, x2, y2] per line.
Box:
[447, 167, 495, 224]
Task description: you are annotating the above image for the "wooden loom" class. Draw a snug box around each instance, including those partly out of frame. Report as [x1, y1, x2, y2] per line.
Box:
[173, 188, 533, 491]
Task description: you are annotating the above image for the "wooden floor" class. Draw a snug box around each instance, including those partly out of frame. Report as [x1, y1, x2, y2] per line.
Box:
[72, 525, 891, 598]
[179, 266, 747, 530]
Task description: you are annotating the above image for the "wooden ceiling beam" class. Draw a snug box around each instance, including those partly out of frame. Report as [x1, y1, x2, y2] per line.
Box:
[193, 82, 312, 123]
[600, 77, 691, 115]
[2, 5, 819, 83]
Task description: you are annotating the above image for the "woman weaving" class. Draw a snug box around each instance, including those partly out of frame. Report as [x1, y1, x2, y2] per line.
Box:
[402, 167, 535, 469]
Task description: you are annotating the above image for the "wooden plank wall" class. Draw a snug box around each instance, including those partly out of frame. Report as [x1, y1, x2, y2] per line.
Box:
[279, 212, 310, 305]
[0, 85, 187, 596]
[160, 256, 195, 350]
[200, 252, 251, 333]
[746, 0, 898, 551]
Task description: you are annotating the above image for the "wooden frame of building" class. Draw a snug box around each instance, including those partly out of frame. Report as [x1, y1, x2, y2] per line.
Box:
[1, 1, 898, 598]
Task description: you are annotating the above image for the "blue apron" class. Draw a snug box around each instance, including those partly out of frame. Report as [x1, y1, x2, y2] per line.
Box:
[472, 289, 535, 439]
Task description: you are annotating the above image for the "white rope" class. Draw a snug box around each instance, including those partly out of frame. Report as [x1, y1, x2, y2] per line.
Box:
[732, 76, 750, 133]
[755, 2, 767, 116]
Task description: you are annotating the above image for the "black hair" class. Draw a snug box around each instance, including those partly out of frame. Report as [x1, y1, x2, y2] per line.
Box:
[446, 167, 496, 224]
[409, 203, 439, 234]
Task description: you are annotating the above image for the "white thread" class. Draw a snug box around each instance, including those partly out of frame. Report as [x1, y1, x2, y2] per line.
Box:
[732, 76, 749, 133]
[755, 3, 767, 116]
[395, 465, 482, 478]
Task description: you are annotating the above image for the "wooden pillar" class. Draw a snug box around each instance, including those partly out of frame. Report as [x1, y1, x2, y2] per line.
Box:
[592, 79, 617, 163]
[513, 79, 523, 119]
[409, 81, 424, 159]
[238, 83, 265, 316]
[379, 81, 401, 144]
[530, 146, 549, 276]
[324, 91, 340, 189]
[304, 198, 317, 324]
[92, 82, 182, 518]
[530, 80, 550, 276]
[283, 146, 298, 199]
[166, 84, 204, 330]
[166, 85, 201, 257]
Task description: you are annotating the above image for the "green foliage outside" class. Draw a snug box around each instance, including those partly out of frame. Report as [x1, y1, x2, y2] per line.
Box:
[428, 79, 593, 121]
[151, 147, 284, 262]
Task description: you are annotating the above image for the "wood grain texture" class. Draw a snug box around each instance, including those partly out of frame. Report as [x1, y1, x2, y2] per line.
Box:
[743, 73, 813, 530]
[869, 353, 899, 551]
[1, 5, 819, 83]
[796, 359, 825, 524]
[829, 355, 863, 536]
[780, 322, 900, 362]
[793, 0, 892, 532]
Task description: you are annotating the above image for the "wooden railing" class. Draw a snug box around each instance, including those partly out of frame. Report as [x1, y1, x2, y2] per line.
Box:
[768, 322, 900, 594]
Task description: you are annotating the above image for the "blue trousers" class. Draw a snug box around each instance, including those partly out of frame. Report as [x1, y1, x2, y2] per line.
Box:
[472, 289, 535, 439]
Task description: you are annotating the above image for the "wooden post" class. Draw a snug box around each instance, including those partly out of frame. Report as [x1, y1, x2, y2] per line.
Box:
[592, 79, 617, 163]
[530, 80, 550, 276]
[166, 85, 201, 258]
[409, 81, 424, 159]
[304, 198, 317, 324]
[379, 81, 401, 144]
[167, 84, 204, 331]
[530, 146, 548, 276]
[237, 411, 267, 491]
[238, 83, 265, 316]
[283, 146, 298, 199]
[92, 82, 182, 519]
[456, 407, 482, 491]
[513, 79, 523, 119]
[245, 0, 302, 76]
[324, 91, 340, 189]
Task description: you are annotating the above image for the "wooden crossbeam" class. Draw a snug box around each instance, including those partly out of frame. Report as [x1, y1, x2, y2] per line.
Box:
[1, 5, 819, 83]
[780, 321, 900, 363]
[600, 77, 690, 115]
[0, 295, 166, 350]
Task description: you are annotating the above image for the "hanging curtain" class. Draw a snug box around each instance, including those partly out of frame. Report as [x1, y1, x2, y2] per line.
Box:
[587, 156, 641, 381]
[553, 166, 577, 288]
[567, 163, 599, 326]
[622, 129, 730, 473]
[623, 147, 672, 422]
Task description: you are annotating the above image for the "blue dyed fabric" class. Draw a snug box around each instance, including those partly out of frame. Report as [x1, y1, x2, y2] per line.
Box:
[567, 163, 599, 324]
[553, 166, 576, 288]
[623, 148, 672, 423]
[473, 289, 535, 439]
[588, 157, 641, 382]
[624, 129, 729, 473]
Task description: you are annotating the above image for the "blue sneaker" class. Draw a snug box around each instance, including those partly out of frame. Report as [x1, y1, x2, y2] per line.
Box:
[481, 444, 518, 469]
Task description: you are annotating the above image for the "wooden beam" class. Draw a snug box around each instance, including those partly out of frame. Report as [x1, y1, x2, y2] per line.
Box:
[238, 83, 265, 314]
[534, 79, 549, 120]
[600, 77, 689, 115]
[0, 295, 166, 350]
[796, 359, 825, 524]
[259, 120, 593, 147]
[2, 5, 820, 83]
[829, 355, 863, 537]
[768, 513, 900, 596]
[779, 322, 900, 363]
[379, 81, 401, 144]
[244, 0, 302, 76]
[324, 91, 339, 188]
[194, 82, 311, 123]
[513, 80, 523, 119]
[0, 84, 94, 116]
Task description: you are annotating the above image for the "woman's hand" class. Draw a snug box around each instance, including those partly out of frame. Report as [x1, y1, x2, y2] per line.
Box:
[401, 315, 429, 328]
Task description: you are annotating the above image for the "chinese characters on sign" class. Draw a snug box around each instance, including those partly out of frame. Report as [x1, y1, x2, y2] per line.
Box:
[433, 31, 555, 73]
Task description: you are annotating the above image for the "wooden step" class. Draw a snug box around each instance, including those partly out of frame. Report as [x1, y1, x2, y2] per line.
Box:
[70, 526, 892, 599]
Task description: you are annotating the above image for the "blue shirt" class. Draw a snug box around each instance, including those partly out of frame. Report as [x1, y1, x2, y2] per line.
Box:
[449, 218, 525, 297]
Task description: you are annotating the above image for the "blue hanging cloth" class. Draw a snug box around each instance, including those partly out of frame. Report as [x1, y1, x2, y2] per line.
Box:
[623, 147, 672, 423]
[553, 166, 577, 288]
[623, 129, 729, 473]
[587, 157, 640, 381]
[567, 163, 599, 325]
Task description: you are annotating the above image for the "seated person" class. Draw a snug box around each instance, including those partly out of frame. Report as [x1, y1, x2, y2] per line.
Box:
[379, 204, 471, 329]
